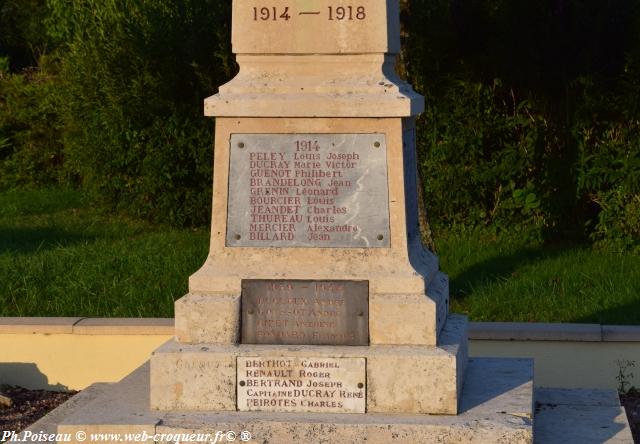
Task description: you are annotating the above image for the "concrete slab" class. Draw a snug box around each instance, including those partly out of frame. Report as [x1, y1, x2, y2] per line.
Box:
[0, 317, 82, 334]
[460, 358, 533, 418]
[73, 318, 174, 335]
[54, 358, 532, 443]
[602, 325, 640, 342]
[536, 388, 622, 407]
[534, 388, 633, 443]
[470, 322, 602, 342]
[58, 363, 163, 441]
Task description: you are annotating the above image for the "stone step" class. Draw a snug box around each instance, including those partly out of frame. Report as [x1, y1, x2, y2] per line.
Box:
[13, 359, 634, 443]
[51, 357, 533, 443]
[534, 387, 634, 443]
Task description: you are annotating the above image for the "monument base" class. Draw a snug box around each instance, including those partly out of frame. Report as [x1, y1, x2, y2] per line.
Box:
[150, 315, 467, 415]
[56, 357, 534, 444]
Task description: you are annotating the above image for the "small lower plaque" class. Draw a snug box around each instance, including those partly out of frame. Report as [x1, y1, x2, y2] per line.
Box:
[241, 280, 369, 346]
[237, 357, 366, 413]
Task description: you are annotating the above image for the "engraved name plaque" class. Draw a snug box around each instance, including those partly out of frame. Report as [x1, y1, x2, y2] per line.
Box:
[241, 280, 369, 346]
[237, 357, 366, 414]
[226, 133, 390, 248]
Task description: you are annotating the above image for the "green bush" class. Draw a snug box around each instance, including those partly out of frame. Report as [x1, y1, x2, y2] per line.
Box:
[0, 0, 52, 70]
[0, 57, 65, 189]
[403, 0, 640, 249]
[417, 79, 553, 236]
[0, 0, 639, 251]
[576, 121, 640, 252]
[48, 0, 234, 226]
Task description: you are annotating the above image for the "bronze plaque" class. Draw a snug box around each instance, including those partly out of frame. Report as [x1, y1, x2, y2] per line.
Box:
[241, 280, 369, 346]
[237, 356, 366, 414]
[226, 133, 390, 248]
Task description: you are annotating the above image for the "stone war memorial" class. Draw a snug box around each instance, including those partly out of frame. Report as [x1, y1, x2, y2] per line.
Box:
[54, 1, 537, 442]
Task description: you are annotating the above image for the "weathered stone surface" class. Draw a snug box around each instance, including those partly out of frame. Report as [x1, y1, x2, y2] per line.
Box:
[460, 358, 533, 419]
[602, 325, 640, 342]
[470, 322, 602, 342]
[178, 285, 445, 347]
[185, 117, 444, 346]
[73, 318, 173, 335]
[58, 364, 162, 444]
[536, 388, 623, 407]
[207, 0, 422, 118]
[192, 118, 435, 290]
[0, 317, 81, 334]
[205, 55, 423, 118]
[174, 293, 240, 344]
[195, 0, 445, 377]
[151, 314, 467, 414]
[55, 358, 533, 444]
[43, 357, 633, 444]
[431, 272, 450, 338]
[237, 357, 366, 413]
[535, 388, 633, 443]
[232, 0, 400, 55]
[226, 133, 390, 248]
[150, 344, 236, 411]
[368, 293, 435, 345]
[367, 314, 467, 414]
[446, 315, 469, 406]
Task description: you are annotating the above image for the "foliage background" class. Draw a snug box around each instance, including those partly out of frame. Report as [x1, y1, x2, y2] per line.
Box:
[1, 0, 639, 251]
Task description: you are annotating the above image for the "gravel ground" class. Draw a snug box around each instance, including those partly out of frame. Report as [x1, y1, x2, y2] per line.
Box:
[0, 387, 638, 441]
[621, 391, 640, 443]
[0, 387, 77, 434]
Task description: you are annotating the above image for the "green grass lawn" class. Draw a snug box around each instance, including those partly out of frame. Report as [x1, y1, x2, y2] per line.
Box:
[1, 188, 639, 323]
[0, 189, 208, 317]
[438, 228, 640, 324]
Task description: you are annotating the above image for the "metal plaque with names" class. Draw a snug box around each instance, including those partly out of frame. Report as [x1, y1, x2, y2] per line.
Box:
[226, 133, 390, 248]
[237, 356, 366, 414]
[241, 280, 369, 346]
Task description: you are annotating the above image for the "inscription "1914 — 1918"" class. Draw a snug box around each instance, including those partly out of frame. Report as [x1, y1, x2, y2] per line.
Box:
[226, 134, 390, 248]
[252, 6, 367, 21]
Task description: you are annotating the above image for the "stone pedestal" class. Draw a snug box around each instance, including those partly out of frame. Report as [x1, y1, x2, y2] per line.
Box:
[146, 0, 464, 418]
[56, 358, 536, 444]
[14, 4, 630, 443]
[152, 314, 467, 414]
[53, 1, 539, 442]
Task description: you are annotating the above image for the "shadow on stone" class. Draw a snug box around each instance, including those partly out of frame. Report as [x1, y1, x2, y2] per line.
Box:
[534, 388, 633, 443]
[458, 358, 533, 415]
[0, 363, 69, 392]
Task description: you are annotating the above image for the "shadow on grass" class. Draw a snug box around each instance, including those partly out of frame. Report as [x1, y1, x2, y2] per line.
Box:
[0, 227, 95, 254]
[573, 299, 640, 325]
[449, 242, 585, 301]
[0, 189, 84, 218]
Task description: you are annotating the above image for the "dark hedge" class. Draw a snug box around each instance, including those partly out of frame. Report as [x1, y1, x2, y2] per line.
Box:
[0, 0, 638, 250]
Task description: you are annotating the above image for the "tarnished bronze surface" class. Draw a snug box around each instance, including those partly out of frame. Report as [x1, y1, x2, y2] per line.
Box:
[241, 280, 369, 346]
